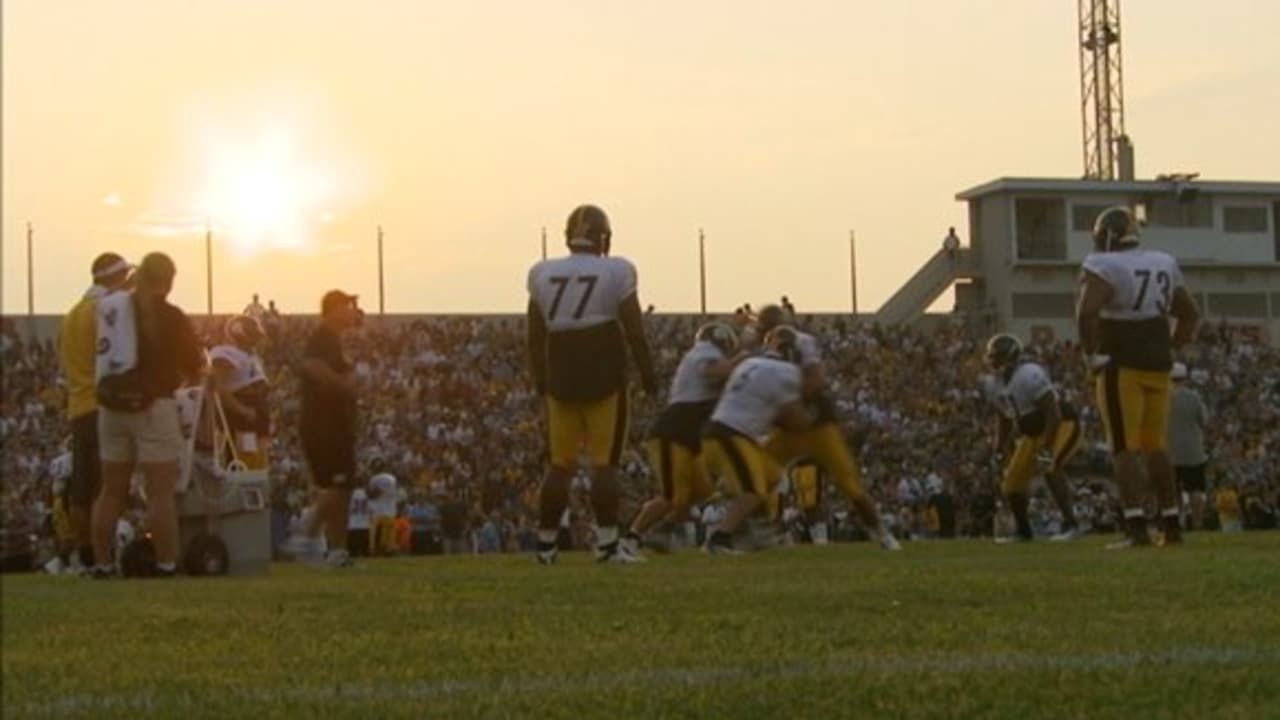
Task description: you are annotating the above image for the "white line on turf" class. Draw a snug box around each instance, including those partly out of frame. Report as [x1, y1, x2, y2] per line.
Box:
[18, 646, 1279, 716]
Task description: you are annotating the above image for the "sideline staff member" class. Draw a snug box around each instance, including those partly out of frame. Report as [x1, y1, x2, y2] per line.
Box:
[58, 252, 133, 572]
[295, 290, 362, 567]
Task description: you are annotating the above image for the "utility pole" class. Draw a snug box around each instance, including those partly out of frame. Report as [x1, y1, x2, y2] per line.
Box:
[849, 230, 858, 314]
[377, 225, 386, 315]
[205, 224, 214, 315]
[26, 222, 34, 318]
[541, 226, 548, 260]
[698, 228, 707, 316]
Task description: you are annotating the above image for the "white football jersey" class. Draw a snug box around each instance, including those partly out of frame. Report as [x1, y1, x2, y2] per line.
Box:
[667, 340, 727, 404]
[794, 330, 822, 369]
[988, 363, 1056, 421]
[526, 254, 638, 331]
[369, 473, 398, 517]
[711, 356, 803, 440]
[209, 345, 267, 392]
[348, 488, 370, 530]
[1081, 249, 1184, 321]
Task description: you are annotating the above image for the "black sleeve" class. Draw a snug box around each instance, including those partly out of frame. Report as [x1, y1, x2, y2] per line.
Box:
[171, 308, 205, 382]
[305, 329, 347, 373]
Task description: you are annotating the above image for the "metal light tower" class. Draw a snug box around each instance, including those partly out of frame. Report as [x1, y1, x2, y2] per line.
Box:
[1079, 0, 1126, 180]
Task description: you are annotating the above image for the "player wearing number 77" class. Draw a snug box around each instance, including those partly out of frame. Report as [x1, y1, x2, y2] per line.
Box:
[1076, 206, 1200, 549]
[526, 204, 658, 565]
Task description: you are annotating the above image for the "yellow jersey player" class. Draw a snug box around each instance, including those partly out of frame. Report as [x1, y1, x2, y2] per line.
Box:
[623, 321, 745, 554]
[983, 334, 1083, 543]
[1077, 206, 1200, 548]
[786, 459, 829, 544]
[527, 204, 657, 565]
[209, 315, 271, 470]
[702, 327, 812, 555]
[753, 306, 901, 551]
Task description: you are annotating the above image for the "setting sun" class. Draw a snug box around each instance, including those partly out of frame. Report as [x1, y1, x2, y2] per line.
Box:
[194, 127, 336, 256]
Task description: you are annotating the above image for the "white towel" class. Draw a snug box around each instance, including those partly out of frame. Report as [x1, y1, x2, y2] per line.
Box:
[95, 290, 138, 381]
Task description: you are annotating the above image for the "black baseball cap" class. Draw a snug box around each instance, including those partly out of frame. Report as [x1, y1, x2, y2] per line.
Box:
[321, 289, 358, 315]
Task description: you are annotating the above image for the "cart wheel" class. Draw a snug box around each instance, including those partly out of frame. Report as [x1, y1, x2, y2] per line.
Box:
[183, 533, 230, 576]
[120, 537, 156, 578]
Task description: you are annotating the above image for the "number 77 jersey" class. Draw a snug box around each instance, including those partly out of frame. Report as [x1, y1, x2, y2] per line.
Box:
[1081, 247, 1184, 370]
[528, 252, 640, 400]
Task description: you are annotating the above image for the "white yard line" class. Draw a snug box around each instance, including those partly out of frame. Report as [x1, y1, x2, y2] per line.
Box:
[17, 646, 1278, 716]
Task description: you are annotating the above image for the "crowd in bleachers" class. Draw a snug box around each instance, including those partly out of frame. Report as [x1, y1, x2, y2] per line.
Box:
[2, 309, 1277, 564]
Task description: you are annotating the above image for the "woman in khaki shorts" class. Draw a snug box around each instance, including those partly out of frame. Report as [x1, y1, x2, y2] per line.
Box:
[91, 253, 204, 578]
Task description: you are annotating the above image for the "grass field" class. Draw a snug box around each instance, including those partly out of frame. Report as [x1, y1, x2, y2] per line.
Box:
[3, 534, 1279, 719]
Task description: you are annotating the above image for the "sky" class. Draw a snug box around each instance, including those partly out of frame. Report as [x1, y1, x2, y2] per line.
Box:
[3, 0, 1278, 315]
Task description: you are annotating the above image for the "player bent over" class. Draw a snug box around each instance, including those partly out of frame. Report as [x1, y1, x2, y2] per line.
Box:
[983, 334, 1082, 542]
[623, 321, 745, 555]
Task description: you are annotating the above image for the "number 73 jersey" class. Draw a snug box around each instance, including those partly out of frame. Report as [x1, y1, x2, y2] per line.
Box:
[528, 253, 640, 401]
[1081, 248, 1184, 371]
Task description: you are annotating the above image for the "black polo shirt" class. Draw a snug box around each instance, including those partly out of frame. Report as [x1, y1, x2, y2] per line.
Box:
[299, 325, 356, 443]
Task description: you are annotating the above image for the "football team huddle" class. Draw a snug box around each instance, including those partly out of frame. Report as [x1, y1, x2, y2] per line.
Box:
[525, 203, 1201, 564]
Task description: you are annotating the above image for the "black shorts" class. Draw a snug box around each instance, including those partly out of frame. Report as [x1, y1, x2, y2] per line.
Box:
[347, 529, 370, 557]
[69, 411, 101, 506]
[302, 432, 356, 489]
[1175, 463, 1207, 494]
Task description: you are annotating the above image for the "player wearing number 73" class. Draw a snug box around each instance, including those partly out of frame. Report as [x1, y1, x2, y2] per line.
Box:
[526, 204, 658, 565]
[1076, 206, 1200, 549]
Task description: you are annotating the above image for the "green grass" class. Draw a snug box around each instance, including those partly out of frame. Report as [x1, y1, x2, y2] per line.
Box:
[4, 534, 1279, 719]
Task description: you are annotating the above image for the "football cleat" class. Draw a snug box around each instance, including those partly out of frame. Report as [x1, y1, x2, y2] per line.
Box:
[995, 535, 1031, 545]
[536, 546, 559, 566]
[596, 543, 646, 564]
[1050, 526, 1082, 542]
[879, 532, 904, 551]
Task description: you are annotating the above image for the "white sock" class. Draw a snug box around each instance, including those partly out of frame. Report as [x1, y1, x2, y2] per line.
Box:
[596, 525, 618, 548]
[537, 530, 558, 546]
[156, 562, 176, 572]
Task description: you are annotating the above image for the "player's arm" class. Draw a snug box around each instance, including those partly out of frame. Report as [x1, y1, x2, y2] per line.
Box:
[1075, 269, 1113, 367]
[211, 357, 256, 423]
[994, 415, 1013, 460]
[1169, 286, 1201, 349]
[800, 362, 825, 399]
[702, 351, 750, 383]
[526, 299, 548, 395]
[776, 399, 814, 434]
[618, 294, 657, 395]
[1033, 391, 1062, 451]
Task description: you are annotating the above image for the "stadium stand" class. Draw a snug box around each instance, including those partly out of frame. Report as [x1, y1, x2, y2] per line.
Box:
[1, 311, 1276, 568]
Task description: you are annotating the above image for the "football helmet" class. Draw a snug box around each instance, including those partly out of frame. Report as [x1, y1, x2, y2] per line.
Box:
[1091, 205, 1140, 252]
[564, 204, 612, 256]
[985, 333, 1022, 375]
[225, 314, 265, 349]
[696, 321, 739, 355]
[764, 325, 802, 364]
[755, 304, 789, 335]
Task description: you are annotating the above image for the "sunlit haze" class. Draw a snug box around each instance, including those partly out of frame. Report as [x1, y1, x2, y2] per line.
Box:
[3, 0, 1278, 314]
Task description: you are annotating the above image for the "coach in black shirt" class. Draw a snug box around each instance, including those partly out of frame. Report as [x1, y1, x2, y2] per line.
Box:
[294, 289, 362, 566]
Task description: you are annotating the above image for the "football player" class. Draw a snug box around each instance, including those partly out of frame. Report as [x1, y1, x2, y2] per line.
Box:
[368, 472, 399, 555]
[1077, 206, 1200, 548]
[983, 333, 1082, 543]
[527, 204, 658, 564]
[209, 315, 271, 470]
[702, 326, 811, 554]
[623, 321, 746, 554]
[753, 305, 901, 551]
[785, 459, 829, 544]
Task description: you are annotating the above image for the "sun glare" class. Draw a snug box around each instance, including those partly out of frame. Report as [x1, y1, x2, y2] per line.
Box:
[195, 128, 336, 256]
